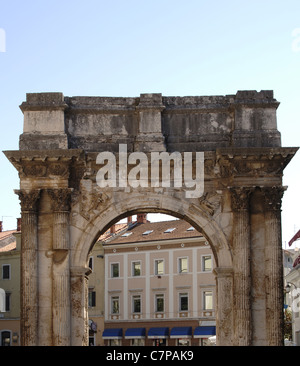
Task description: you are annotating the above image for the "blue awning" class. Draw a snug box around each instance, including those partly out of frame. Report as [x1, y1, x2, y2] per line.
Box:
[125, 328, 146, 339]
[102, 328, 123, 339]
[170, 327, 192, 339]
[194, 326, 216, 338]
[148, 327, 169, 339]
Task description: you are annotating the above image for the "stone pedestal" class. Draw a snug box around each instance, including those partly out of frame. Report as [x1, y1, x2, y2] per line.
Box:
[70, 267, 90, 346]
[214, 267, 234, 346]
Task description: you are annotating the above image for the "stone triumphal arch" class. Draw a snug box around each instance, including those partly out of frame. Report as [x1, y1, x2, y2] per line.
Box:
[4, 91, 298, 346]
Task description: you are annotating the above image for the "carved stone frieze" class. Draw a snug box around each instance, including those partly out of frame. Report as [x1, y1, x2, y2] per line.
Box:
[198, 191, 222, 216]
[78, 186, 110, 221]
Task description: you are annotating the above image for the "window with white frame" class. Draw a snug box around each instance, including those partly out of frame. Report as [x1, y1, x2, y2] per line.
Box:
[111, 263, 119, 278]
[155, 294, 164, 312]
[155, 259, 164, 275]
[202, 255, 212, 272]
[111, 296, 119, 314]
[132, 295, 141, 313]
[203, 291, 213, 310]
[132, 261, 141, 276]
[179, 293, 188, 311]
[178, 257, 188, 273]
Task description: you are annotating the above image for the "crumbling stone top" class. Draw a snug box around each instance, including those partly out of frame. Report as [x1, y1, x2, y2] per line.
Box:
[17, 90, 282, 152]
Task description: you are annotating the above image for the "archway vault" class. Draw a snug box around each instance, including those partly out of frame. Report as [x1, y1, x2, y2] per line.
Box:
[71, 190, 233, 271]
[4, 91, 298, 346]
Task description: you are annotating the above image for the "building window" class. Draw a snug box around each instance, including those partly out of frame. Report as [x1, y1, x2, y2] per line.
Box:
[111, 296, 119, 314]
[132, 261, 141, 277]
[109, 339, 121, 346]
[202, 255, 212, 272]
[155, 259, 164, 275]
[2, 264, 10, 280]
[155, 294, 164, 312]
[131, 338, 145, 346]
[88, 290, 96, 307]
[1, 331, 11, 346]
[111, 263, 119, 278]
[5, 293, 11, 312]
[178, 257, 188, 273]
[132, 295, 141, 313]
[203, 291, 213, 310]
[179, 293, 188, 311]
[88, 256, 93, 271]
[177, 339, 190, 346]
[89, 332, 95, 346]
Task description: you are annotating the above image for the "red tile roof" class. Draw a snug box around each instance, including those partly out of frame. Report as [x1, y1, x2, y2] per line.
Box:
[101, 219, 203, 245]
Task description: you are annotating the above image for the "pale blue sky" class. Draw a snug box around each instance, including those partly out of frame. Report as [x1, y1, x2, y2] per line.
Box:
[0, 0, 299, 247]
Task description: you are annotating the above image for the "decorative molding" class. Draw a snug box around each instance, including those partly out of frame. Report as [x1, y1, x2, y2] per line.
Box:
[198, 192, 221, 216]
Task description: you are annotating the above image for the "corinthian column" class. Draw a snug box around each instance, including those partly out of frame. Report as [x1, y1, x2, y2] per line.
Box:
[14, 189, 40, 346]
[263, 186, 285, 346]
[230, 187, 253, 345]
[47, 188, 72, 346]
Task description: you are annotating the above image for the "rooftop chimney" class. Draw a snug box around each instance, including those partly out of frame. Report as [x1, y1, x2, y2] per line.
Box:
[0, 221, 2, 232]
[137, 213, 147, 224]
[110, 225, 116, 234]
[127, 216, 132, 224]
[17, 218, 21, 232]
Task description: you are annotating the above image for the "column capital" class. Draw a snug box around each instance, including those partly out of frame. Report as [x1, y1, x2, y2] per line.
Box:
[262, 186, 286, 211]
[14, 189, 41, 212]
[47, 188, 73, 212]
[229, 187, 254, 211]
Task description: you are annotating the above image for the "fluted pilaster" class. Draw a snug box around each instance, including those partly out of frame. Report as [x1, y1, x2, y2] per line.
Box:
[48, 188, 72, 346]
[263, 186, 285, 346]
[230, 187, 253, 345]
[15, 189, 40, 346]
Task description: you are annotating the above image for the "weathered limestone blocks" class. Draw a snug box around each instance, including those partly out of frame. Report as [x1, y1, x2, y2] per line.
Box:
[18, 90, 283, 153]
[20, 93, 68, 150]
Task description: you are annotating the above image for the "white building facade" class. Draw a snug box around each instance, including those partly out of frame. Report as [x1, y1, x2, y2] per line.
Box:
[102, 218, 216, 346]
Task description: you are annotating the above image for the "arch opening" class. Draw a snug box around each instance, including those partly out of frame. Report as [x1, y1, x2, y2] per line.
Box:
[86, 211, 219, 346]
